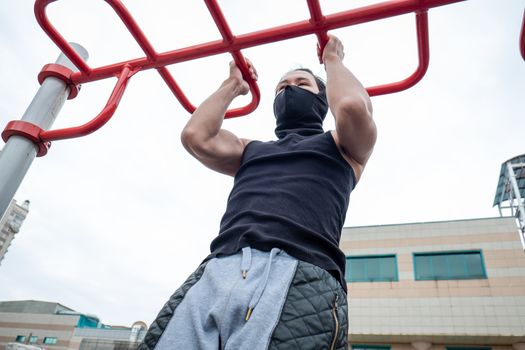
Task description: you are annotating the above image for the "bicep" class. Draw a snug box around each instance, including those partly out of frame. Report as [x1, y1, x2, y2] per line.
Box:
[181, 129, 249, 177]
[333, 98, 377, 167]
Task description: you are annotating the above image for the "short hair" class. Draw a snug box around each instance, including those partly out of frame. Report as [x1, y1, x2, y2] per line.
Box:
[294, 68, 326, 94]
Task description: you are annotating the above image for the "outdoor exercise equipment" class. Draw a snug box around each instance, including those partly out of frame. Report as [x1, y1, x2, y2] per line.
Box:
[0, 0, 522, 220]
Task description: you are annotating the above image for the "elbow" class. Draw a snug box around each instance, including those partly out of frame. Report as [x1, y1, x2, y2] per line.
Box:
[180, 126, 207, 155]
[180, 126, 195, 149]
[335, 95, 373, 122]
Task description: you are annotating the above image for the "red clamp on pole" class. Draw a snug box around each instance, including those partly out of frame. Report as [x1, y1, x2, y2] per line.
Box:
[1, 121, 50, 157]
[38, 63, 80, 99]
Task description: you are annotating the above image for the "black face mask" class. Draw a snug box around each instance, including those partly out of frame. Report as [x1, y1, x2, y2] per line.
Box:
[273, 85, 329, 139]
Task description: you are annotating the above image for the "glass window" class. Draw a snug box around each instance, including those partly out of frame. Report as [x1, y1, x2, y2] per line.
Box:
[346, 255, 398, 282]
[15, 336, 26, 343]
[29, 336, 38, 344]
[415, 255, 432, 279]
[414, 251, 487, 280]
[433, 254, 448, 279]
[349, 258, 367, 281]
[43, 337, 58, 345]
[447, 347, 491, 350]
[465, 253, 485, 276]
[77, 315, 99, 328]
[353, 345, 391, 350]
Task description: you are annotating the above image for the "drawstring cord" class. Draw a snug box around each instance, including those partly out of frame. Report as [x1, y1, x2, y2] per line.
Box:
[241, 247, 281, 321]
[241, 247, 251, 279]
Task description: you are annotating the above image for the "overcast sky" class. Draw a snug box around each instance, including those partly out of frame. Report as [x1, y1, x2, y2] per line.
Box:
[0, 0, 524, 327]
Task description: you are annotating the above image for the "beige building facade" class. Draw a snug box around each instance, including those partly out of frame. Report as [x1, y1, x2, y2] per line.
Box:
[0, 301, 146, 350]
[341, 216, 525, 350]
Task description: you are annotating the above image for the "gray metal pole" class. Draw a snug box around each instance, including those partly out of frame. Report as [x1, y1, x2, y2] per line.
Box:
[0, 43, 89, 219]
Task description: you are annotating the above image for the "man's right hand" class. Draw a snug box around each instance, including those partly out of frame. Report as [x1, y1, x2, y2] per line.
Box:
[227, 59, 258, 97]
[180, 59, 255, 177]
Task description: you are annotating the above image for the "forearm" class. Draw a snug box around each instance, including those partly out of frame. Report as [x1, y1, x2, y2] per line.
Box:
[182, 77, 242, 143]
[180, 75, 249, 177]
[324, 54, 372, 119]
[323, 45, 376, 168]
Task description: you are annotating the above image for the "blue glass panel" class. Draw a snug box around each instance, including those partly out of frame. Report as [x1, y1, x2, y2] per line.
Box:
[367, 258, 381, 281]
[348, 258, 366, 281]
[415, 255, 432, 279]
[465, 253, 485, 277]
[382, 256, 396, 280]
[347, 256, 397, 282]
[432, 254, 448, 278]
[415, 251, 486, 280]
[447, 254, 467, 278]
[15, 336, 26, 343]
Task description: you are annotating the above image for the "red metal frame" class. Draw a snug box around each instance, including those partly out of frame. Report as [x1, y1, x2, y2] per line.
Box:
[39, 65, 135, 142]
[5, 0, 468, 151]
[38, 63, 80, 99]
[1, 121, 51, 157]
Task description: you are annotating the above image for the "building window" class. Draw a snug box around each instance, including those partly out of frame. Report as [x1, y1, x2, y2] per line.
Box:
[447, 347, 491, 350]
[77, 315, 100, 328]
[352, 345, 391, 350]
[43, 337, 58, 345]
[414, 250, 487, 280]
[346, 255, 398, 282]
[15, 336, 26, 343]
[29, 336, 38, 344]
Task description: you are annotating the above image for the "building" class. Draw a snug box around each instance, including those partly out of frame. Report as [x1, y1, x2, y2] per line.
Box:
[339, 153, 525, 350]
[0, 300, 147, 350]
[341, 216, 525, 350]
[0, 199, 29, 266]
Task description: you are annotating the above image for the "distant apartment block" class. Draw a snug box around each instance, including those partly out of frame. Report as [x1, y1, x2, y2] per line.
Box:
[0, 199, 29, 266]
[0, 300, 147, 350]
[341, 216, 525, 350]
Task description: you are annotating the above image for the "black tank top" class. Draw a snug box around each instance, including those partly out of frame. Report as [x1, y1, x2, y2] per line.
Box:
[207, 131, 355, 291]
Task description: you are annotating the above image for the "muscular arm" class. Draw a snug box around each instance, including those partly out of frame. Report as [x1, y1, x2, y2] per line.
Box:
[180, 61, 257, 176]
[323, 35, 377, 181]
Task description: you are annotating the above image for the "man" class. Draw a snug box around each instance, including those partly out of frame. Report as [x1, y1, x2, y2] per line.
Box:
[140, 34, 376, 350]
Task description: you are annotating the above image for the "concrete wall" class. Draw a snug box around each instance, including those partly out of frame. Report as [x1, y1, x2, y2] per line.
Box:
[0, 312, 78, 350]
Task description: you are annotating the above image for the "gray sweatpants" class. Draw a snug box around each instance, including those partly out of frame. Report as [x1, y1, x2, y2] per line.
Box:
[155, 248, 297, 349]
[148, 248, 349, 350]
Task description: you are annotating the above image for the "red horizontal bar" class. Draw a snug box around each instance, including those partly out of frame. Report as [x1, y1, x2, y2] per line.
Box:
[36, 0, 465, 85]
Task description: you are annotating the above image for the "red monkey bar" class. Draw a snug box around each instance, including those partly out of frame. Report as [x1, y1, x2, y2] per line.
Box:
[4, 0, 467, 152]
